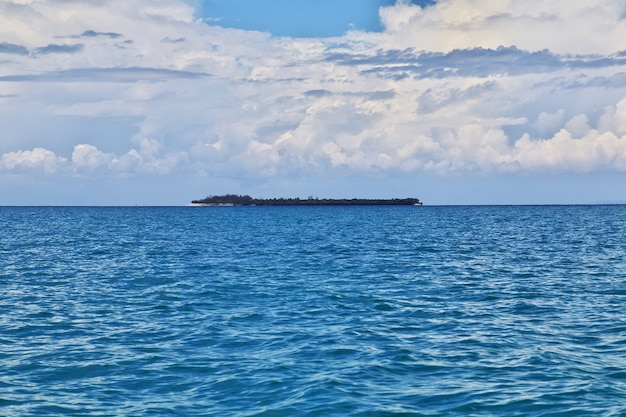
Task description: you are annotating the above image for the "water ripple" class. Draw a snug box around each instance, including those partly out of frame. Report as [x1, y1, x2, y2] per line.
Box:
[1, 206, 626, 416]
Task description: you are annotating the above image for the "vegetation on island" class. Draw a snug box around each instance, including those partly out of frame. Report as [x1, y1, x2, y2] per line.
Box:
[191, 194, 422, 206]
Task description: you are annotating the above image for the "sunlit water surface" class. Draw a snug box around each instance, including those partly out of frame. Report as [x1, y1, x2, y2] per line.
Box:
[1, 205, 626, 416]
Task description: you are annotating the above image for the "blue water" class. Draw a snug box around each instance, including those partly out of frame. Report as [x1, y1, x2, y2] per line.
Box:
[2, 205, 626, 416]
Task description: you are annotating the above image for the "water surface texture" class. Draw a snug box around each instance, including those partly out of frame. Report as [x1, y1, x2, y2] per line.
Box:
[2, 205, 626, 416]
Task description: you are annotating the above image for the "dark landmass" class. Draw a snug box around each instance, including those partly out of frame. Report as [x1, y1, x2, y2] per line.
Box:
[190, 194, 422, 206]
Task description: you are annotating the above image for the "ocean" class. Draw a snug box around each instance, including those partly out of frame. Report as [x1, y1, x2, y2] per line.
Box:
[1, 205, 626, 416]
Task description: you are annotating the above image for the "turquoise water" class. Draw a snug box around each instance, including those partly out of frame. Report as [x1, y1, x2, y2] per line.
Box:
[1, 205, 626, 416]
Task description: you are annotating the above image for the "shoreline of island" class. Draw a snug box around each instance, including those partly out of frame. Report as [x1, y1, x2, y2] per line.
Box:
[189, 194, 422, 206]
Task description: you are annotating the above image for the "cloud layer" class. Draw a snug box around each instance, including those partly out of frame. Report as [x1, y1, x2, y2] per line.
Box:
[2, 0, 626, 184]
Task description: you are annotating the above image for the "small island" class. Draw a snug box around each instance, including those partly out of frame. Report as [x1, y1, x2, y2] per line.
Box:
[190, 194, 422, 206]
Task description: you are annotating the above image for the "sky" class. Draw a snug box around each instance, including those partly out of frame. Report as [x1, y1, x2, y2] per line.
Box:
[1, 0, 626, 205]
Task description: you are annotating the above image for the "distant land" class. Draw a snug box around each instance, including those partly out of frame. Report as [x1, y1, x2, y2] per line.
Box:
[190, 194, 422, 206]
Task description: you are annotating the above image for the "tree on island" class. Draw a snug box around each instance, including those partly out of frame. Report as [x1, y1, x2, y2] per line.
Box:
[191, 194, 422, 206]
[191, 194, 254, 205]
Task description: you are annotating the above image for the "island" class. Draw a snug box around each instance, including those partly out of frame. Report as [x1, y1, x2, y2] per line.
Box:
[190, 194, 422, 206]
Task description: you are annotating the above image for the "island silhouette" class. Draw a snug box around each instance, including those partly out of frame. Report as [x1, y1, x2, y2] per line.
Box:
[190, 194, 422, 206]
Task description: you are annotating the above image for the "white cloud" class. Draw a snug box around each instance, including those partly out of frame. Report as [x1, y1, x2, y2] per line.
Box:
[513, 130, 626, 172]
[69, 140, 189, 176]
[532, 110, 565, 137]
[1, 0, 626, 188]
[564, 114, 591, 138]
[72, 144, 114, 173]
[598, 96, 626, 137]
[374, 0, 626, 54]
[1, 147, 67, 174]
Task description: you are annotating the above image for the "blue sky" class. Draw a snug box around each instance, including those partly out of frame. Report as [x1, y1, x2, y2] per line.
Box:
[1, 0, 626, 205]
[197, 0, 434, 37]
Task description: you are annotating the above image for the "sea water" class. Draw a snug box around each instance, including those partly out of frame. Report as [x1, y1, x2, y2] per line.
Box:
[1, 205, 626, 416]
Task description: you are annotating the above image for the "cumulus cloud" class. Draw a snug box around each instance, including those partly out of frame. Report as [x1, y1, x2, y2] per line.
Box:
[1, 148, 67, 174]
[564, 114, 591, 138]
[514, 130, 626, 172]
[374, 0, 626, 55]
[532, 110, 566, 137]
[72, 144, 114, 173]
[598, 97, 626, 137]
[68, 141, 189, 176]
[1, 0, 626, 185]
